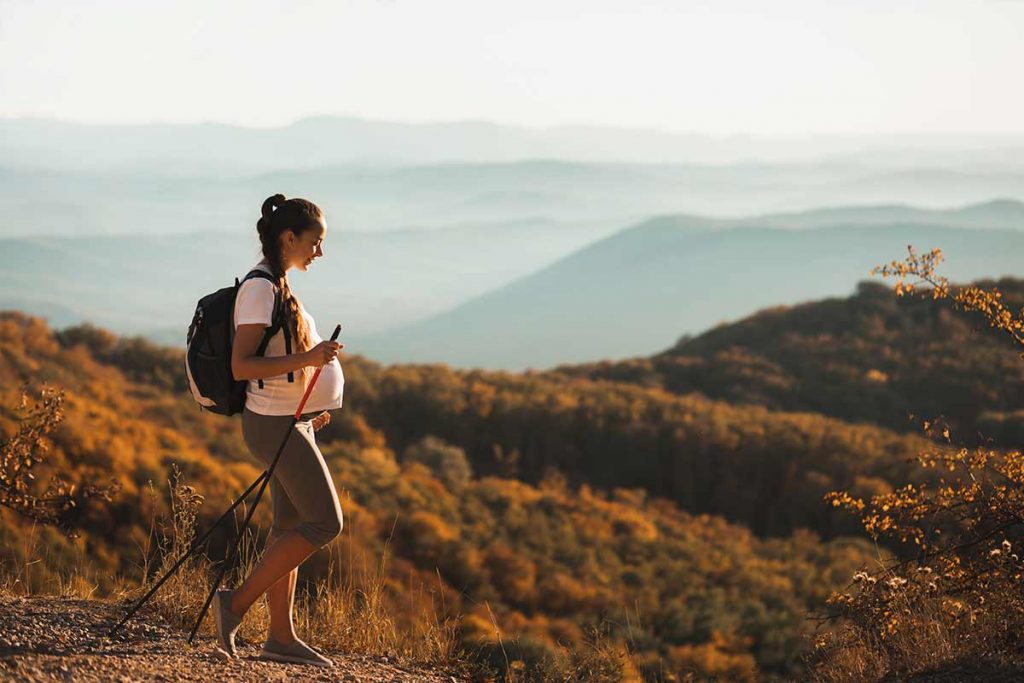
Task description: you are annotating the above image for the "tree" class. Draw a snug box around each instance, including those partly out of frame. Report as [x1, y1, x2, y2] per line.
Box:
[403, 435, 473, 489]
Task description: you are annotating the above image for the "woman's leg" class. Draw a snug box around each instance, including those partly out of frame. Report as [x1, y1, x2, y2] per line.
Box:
[262, 530, 300, 643]
[230, 529, 311, 621]
[235, 409, 343, 623]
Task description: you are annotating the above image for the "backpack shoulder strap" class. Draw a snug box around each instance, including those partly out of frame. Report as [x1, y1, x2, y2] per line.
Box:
[243, 270, 281, 356]
[241, 268, 277, 286]
[242, 269, 296, 387]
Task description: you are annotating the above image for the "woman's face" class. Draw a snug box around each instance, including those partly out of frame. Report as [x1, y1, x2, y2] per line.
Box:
[283, 217, 327, 272]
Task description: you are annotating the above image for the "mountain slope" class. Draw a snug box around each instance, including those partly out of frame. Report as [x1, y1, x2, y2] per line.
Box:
[554, 277, 1024, 445]
[355, 218, 1024, 370]
[0, 312, 895, 680]
[10, 199, 1020, 348]
[0, 216, 621, 340]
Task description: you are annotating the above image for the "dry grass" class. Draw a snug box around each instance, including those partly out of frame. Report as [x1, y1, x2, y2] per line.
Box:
[808, 554, 1023, 683]
[456, 599, 644, 683]
[1, 446, 664, 682]
[811, 590, 957, 682]
[107, 468, 461, 668]
[110, 468, 219, 636]
[0, 519, 103, 600]
[564, 622, 642, 683]
[299, 541, 459, 664]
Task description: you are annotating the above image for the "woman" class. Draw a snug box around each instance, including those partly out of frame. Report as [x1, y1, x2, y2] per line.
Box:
[211, 193, 344, 668]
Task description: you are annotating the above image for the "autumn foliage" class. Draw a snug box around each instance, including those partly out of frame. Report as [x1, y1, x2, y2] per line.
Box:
[0, 383, 118, 533]
[6, 251, 1024, 680]
[0, 309, 894, 681]
[559, 276, 1024, 449]
[811, 246, 1024, 681]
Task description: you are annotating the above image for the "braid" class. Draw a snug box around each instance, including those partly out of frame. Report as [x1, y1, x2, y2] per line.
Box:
[255, 193, 323, 389]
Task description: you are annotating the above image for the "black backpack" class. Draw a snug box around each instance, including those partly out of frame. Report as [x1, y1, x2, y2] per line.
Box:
[185, 268, 296, 415]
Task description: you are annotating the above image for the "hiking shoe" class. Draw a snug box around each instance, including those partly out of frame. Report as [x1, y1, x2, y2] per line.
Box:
[258, 637, 334, 668]
[212, 587, 242, 657]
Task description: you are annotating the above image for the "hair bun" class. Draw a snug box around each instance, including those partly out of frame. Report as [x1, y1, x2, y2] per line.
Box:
[260, 193, 287, 221]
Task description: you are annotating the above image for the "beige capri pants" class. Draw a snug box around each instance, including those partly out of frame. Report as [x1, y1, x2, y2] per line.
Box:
[241, 406, 344, 549]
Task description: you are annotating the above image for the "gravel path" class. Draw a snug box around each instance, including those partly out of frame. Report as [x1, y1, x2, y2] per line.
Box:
[0, 595, 467, 682]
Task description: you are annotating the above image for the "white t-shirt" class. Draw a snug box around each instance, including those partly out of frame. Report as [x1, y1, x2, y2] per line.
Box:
[233, 261, 344, 416]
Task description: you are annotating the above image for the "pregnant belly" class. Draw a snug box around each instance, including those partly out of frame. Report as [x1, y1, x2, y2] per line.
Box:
[307, 359, 344, 408]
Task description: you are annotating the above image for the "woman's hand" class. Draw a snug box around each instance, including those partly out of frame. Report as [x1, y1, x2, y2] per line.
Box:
[305, 340, 343, 367]
[311, 411, 331, 431]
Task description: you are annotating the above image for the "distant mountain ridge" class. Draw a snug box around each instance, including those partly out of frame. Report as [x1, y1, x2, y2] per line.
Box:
[4, 156, 1023, 240]
[5, 115, 1024, 173]
[3, 199, 1023, 366]
[2, 198, 1022, 359]
[354, 202, 1024, 369]
[734, 197, 1024, 230]
[0, 216, 622, 338]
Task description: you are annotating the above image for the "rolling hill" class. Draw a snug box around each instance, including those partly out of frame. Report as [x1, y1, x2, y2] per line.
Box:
[354, 215, 1024, 370]
[0, 217, 622, 340]
[4, 154, 1024, 241]
[4, 199, 1023, 370]
[0, 310, 898, 680]
[553, 276, 1024, 445]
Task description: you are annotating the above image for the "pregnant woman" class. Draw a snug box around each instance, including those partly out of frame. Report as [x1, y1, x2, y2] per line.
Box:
[212, 193, 345, 668]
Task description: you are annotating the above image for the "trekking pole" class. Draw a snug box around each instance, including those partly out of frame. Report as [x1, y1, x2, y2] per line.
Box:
[187, 323, 342, 645]
[108, 470, 269, 637]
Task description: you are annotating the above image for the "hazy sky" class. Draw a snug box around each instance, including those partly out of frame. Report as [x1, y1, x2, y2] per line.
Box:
[1, 0, 1021, 135]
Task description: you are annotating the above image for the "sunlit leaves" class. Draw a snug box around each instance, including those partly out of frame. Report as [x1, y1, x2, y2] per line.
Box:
[813, 249, 1024, 678]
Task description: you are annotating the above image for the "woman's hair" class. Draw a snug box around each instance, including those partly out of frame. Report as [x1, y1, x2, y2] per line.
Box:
[255, 193, 323, 388]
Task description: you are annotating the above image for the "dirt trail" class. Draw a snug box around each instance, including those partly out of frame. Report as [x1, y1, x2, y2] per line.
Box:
[0, 595, 466, 682]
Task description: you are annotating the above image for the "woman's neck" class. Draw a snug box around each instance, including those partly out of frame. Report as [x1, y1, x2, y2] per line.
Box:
[258, 257, 288, 272]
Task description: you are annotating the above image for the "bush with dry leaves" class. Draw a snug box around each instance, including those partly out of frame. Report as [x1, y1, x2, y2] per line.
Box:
[0, 383, 119, 536]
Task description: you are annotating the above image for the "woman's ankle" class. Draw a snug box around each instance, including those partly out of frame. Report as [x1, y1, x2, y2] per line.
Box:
[268, 630, 298, 645]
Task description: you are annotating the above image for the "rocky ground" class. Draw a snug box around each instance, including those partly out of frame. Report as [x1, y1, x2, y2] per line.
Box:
[0, 595, 469, 682]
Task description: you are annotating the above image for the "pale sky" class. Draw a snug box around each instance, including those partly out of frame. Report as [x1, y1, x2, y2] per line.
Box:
[1, 0, 1021, 135]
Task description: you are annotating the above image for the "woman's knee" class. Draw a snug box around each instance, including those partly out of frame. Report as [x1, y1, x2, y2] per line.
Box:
[322, 502, 343, 542]
[303, 505, 343, 548]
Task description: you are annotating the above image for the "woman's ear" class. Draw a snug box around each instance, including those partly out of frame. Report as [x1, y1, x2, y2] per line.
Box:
[280, 231, 296, 258]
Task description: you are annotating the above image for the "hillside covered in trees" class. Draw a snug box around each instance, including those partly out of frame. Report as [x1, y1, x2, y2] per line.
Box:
[0, 295, 994, 680]
[556, 278, 1024, 447]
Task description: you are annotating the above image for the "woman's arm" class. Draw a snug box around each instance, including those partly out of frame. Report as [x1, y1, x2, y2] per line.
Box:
[232, 324, 342, 380]
[231, 323, 311, 380]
